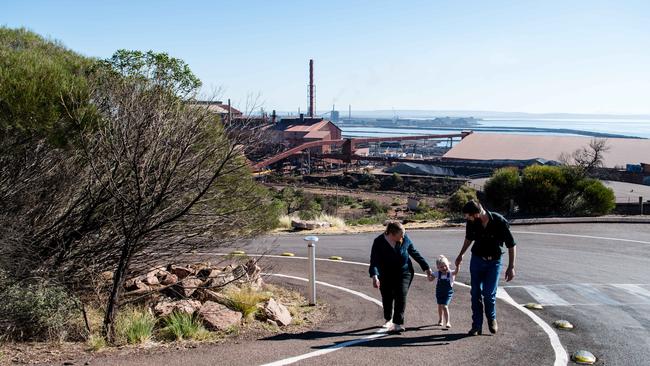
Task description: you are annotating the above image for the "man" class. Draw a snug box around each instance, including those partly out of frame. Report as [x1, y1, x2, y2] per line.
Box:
[455, 200, 516, 336]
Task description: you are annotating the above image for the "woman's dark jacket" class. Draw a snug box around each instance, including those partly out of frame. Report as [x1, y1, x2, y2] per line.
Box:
[369, 234, 430, 279]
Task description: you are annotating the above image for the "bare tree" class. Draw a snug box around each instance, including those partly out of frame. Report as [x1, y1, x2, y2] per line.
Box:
[558, 138, 610, 174]
[74, 75, 277, 340]
[0, 72, 279, 341]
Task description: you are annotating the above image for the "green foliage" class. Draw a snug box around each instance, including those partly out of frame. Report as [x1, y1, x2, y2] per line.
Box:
[573, 178, 616, 215]
[115, 307, 156, 345]
[0, 280, 82, 342]
[408, 203, 446, 221]
[519, 165, 569, 214]
[481, 165, 615, 216]
[161, 311, 208, 341]
[362, 200, 389, 215]
[381, 173, 404, 190]
[101, 49, 202, 97]
[447, 185, 478, 213]
[484, 167, 521, 212]
[0, 27, 97, 145]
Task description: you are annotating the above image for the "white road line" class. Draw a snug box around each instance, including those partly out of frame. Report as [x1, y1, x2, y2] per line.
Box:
[522, 285, 571, 306]
[436, 229, 650, 245]
[566, 284, 621, 306]
[260, 273, 388, 366]
[206, 252, 565, 365]
[611, 284, 650, 302]
[497, 288, 569, 366]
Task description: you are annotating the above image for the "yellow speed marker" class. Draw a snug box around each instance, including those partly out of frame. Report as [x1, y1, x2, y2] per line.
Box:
[524, 303, 544, 310]
[230, 250, 246, 256]
[553, 319, 574, 330]
[329, 256, 343, 261]
[281, 252, 295, 257]
[572, 350, 596, 364]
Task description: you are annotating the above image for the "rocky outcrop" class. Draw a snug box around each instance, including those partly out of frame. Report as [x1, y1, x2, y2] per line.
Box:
[291, 219, 331, 230]
[198, 301, 242, 331]
[262, 298, 292, 326]
[153, 299, 202, 317]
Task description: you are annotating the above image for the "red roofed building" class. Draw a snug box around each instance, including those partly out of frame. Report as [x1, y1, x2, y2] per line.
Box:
[262, 115, 342, 153]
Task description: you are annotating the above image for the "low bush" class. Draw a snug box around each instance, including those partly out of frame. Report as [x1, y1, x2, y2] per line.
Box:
[484, 167, 520, 212]
[447, 185, 478, 214]
[362, 199, 389, 215]
[0, 280, 83, 342]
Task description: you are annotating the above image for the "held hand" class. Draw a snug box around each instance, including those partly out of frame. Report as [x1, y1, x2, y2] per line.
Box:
[505, 267, 515, 282]
[372, 276, 380, 289]
[453, 267, 460, 276]
[455, 255, 463, 268]
[425, 269, 434, 282]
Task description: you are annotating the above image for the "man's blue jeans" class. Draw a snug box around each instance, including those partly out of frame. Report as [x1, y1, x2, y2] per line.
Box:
[470, 255, 502, 329]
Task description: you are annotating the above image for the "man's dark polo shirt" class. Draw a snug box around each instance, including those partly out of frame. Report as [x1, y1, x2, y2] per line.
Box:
[465, 211, 516, 259]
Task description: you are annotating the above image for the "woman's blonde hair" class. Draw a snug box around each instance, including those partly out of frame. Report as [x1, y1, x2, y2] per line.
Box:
[384, 221, 405, 236]
[436, 255, 450, 267]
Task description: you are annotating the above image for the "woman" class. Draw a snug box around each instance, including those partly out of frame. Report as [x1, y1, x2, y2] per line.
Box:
[369, 221, 433, 332]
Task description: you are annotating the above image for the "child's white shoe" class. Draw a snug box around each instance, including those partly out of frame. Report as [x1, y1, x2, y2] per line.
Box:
[381, 321, 393, 329]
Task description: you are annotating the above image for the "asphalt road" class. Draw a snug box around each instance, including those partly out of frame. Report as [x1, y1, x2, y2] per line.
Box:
[254, 224, 650, 366]
[87, 223, 650, 366]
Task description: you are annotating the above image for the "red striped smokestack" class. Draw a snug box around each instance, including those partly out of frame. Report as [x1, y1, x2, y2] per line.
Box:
[308, 59, 314, 118]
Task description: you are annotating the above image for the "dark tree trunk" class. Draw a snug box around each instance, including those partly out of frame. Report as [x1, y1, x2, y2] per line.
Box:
[103, 241, 134, 342]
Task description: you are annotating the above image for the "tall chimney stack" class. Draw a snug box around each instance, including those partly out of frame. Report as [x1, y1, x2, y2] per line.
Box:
[308, 59, 315, 118]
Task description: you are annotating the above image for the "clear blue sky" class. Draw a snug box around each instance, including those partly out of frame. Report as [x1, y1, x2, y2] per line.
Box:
[3, 0, 650, 115]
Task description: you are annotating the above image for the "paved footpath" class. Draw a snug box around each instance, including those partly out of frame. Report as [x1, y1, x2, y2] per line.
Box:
[87, 256, 553, 366]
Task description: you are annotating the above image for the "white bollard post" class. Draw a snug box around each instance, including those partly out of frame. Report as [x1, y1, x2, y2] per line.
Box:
[304, 235, 319, 306]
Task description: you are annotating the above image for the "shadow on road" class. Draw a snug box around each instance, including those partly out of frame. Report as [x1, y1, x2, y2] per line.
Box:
[261, 324, 470, 350]
[261, 325, 382, 341]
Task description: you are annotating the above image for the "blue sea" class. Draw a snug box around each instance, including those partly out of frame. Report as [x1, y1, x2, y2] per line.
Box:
[340, 118, 650, 139]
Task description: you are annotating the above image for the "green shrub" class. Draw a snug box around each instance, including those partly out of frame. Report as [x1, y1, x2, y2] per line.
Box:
[519, 165, 568, 214]
[161, 311, 208, 341]
[362, 199, 389, 215]
[447, 185, 478, 213]
[573, 179, 616, 215]
[115, 307, 156, 345]
[408, 202, 446, 221]
[381, 173, 404, 190]
[0, 281, 82, 342]
[484, 167, 521, 212]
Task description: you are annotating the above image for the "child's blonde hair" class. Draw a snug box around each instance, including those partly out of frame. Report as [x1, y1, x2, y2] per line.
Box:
[436, 255, 450, 267]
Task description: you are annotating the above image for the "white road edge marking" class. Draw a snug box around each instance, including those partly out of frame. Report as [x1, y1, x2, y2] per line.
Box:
[259, 273, 389, 366]
[203, 252, 567, 365]
[496, 288, 568, 366]
[436, 229, 650, 245]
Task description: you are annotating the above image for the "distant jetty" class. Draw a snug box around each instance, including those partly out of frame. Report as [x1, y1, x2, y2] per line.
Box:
[337, 116, 479, 128]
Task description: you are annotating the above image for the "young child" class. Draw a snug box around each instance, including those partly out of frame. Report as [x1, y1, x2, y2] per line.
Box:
[432, 255, 458, 328]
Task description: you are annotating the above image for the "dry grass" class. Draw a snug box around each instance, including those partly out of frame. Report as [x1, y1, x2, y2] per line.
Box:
[224, 286, 270, 319]
[315, 213, 346, 228]
[115, 307, 156, 345]
[277, 215, 298, 229]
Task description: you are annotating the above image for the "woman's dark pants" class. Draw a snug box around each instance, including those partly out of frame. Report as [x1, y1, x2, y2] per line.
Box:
[379, 271, 414, 325]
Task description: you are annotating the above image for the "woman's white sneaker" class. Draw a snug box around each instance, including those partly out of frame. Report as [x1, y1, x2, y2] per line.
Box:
[392, 324, 405, 333]
[381, 321, 393, 329]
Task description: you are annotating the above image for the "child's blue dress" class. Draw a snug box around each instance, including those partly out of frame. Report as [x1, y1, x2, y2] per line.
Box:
[436, 271, 454, 305]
